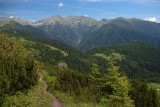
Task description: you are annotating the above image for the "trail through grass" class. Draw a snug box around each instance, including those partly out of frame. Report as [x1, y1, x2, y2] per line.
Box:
[2, 73, 53, 107]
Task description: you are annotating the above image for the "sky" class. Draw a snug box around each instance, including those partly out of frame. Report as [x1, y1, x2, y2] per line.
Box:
[0, 0, 160, 22]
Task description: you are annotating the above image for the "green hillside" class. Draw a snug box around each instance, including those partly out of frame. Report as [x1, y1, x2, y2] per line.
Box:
[3, 29, 92, 73]
[1, 22, 160, 107]
[87, 41, 160, 82]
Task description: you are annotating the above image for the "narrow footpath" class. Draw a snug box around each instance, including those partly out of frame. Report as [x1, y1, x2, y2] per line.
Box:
[40, 74, 65, 107]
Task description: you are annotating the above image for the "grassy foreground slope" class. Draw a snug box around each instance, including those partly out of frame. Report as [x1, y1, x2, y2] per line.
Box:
[2, 76, 53, 107]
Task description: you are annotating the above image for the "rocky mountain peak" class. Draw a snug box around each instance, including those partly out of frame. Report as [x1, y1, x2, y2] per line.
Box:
[66, 16, 98, 27]
[34, 15, 67, 26]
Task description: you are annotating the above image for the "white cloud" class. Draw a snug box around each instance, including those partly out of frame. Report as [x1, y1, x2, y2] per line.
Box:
[84, 14, 88, 17]
[58, 2, 64, 7]
[9, 16, 14, 18]
[143, 17, 157, 22]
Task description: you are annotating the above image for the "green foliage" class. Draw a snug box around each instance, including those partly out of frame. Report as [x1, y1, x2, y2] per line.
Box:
[64, 55, 91, 73]
[0, 34, 39, 105]
[26, 42, 64, 65]
[4, 30, 92, 73]
[44, 66, 103, 103]
[1, 20, 160, 107]
[130, 81, 158, 107]
[45, 54, 134, 106]
[148, 83, 160, 106]
[42, 52, 158, 107]
[49, 67, 89, 96]
[106, 65, 133, 107]
[2, 80, 53, 107]
[88, 41, 160, 82]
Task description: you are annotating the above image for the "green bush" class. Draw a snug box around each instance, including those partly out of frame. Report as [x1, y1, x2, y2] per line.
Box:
[0, 34, 39, 105]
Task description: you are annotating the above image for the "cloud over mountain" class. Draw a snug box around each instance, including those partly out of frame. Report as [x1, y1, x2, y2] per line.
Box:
[143, 17, 158, 22]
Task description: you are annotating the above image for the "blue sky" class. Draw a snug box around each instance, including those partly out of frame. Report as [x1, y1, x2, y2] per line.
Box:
[0, 0, 160, 22]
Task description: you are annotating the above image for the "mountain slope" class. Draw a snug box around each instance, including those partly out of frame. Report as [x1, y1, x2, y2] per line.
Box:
[78, 18, 160, 51]
[3, 29, 92, 73]
[6, 26, 160, 82]
[1, 16, 160, 51]
[1, 17, 160, 107]
[87, 41, 160, 82]
[0, 17, 32, 25]
[34, 16, 160, 51]
[66, 16, 99, 45]
[34, 16, 99, 47]
[2, 21, 48, 38]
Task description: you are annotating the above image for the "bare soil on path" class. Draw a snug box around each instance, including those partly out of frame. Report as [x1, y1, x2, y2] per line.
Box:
[40, 74, 65, 107]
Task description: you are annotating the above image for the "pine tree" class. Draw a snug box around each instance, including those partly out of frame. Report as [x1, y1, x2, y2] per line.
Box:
[105, 53, 134, 107]
[106, 65, 134, 107]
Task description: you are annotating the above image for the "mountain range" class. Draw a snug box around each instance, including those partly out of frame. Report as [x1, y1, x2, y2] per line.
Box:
[1, 15, 160, 107]
[1, 15, 160, 51]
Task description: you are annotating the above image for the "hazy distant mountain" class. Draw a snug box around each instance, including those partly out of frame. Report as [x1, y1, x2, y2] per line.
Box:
[2, 20, 47, 37]
[98, 18, 110, 26]
[0, 17, 32, 25]
[77, 17, 160, 51]
[1, 16, 160, 51]
[66, 16, 98, 27]
[33, 16, 99, 46]
[33, 15, 67, 26]
[66, 16, 99, 45]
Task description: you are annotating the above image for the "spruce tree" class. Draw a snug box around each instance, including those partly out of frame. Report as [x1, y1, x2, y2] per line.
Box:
[106, 53, 134, 107]
[106, 65, 134, 107]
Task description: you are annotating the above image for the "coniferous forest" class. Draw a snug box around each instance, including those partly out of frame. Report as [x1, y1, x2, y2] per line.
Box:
[0, 27, 159, 107]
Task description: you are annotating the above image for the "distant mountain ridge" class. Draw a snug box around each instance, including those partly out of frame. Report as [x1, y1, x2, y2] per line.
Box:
[1, 15, 160, 51]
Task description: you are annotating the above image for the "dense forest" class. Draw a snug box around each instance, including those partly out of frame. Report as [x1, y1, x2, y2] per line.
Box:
[87, 42, 160, 82]
[45, 54, 158, 107]
[0, 28, 159, 106]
